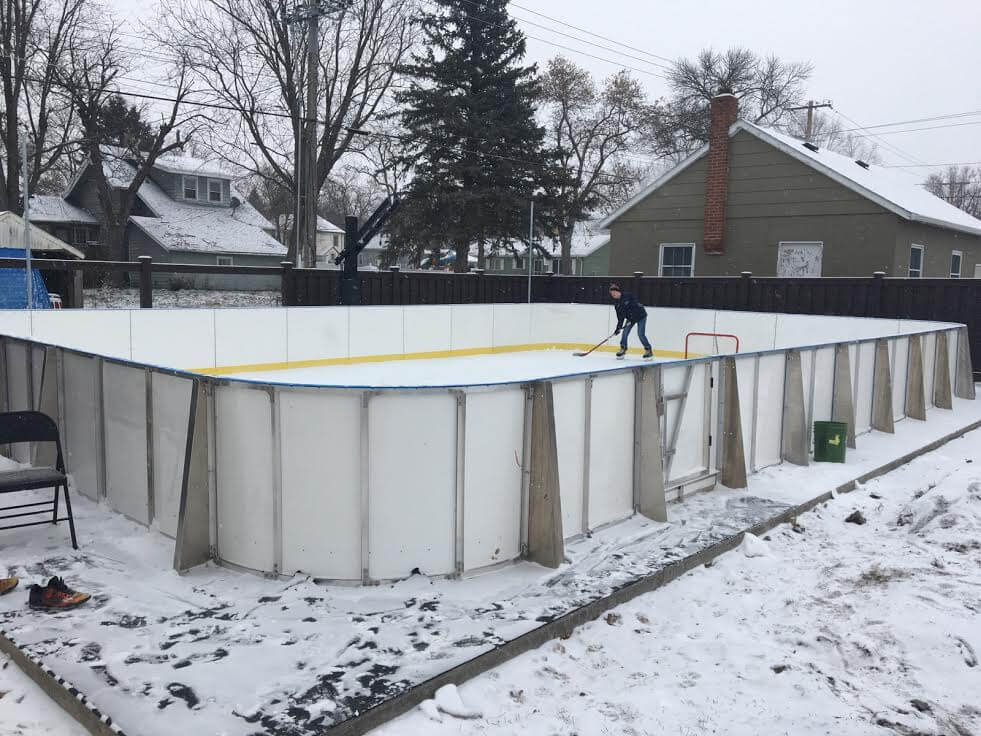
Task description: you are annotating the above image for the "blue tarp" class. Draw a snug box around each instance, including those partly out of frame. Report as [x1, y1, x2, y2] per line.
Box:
[0, 248, 52, 309]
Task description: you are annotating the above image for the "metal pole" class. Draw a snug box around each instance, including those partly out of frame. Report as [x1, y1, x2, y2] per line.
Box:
[527, 199, 533, 304]
[21, 138, 33, 311]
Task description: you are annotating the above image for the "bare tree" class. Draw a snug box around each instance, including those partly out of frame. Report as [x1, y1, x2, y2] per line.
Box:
[924, 166, 981, 220]
[781, 110, 881, 163]
[0, 0, 89, 210]
[57, 23, 202, 278]
[541, 57, 647, 274]
[157, 0, 414, 264]
[647, 47, 812, 158]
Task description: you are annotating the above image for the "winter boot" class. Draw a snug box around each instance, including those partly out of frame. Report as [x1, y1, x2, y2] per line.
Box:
[28, 576, 90, 612]
[642, 349, 653, 359]
[0, 577, 18, 595]
[616, 347, 627, 359]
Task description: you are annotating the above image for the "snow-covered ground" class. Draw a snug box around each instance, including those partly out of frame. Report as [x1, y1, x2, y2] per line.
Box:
[0, 651, 85, 735]
[0, 398, 977, 735]
[82, 287, 280, 309]
[377, 426, 981, 736]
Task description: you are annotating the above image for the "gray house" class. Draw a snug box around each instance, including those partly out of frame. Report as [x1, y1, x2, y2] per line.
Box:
[31, 150, 286, 289]
[484, 222, 611, 276]
[601, 94, 981, 279]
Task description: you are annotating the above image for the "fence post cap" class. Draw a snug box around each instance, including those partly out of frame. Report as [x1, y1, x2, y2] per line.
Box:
[633, 271, 644, 277]
[281, 261, 294, 268]
[740, 271, 752, 278]
[473, 268, 484, 275]
[138, 255, 152, 263]
[389, 265, 401, 273]
[872, 271, 886, 279]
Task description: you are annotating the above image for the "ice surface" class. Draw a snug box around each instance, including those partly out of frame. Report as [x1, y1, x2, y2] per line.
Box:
[226, 349, 673, 388]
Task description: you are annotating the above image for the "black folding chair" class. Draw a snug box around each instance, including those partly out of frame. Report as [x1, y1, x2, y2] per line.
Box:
[0, 411, 78, 549]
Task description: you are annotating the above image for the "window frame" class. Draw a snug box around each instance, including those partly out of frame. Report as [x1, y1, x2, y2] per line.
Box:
[183, 175, 199, 201]
[950, 250, 962, 279]
[658, 242, 696, 278]
[207, 179, 223, 203]
[908, 244, 924, 278]
[216, 255, 233, 266]
[776, 240, 824, 277]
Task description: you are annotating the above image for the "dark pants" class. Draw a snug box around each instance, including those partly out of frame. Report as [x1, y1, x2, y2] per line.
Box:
[621, 316, 652, 351]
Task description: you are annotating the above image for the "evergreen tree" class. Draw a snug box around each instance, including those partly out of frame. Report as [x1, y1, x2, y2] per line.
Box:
[397, 0, 548, 272]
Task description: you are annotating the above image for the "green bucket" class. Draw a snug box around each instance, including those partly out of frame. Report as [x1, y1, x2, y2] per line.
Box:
[813, 421, 847, 463]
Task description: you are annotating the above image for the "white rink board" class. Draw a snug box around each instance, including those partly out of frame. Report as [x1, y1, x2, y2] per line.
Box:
[5, 341, 30, 413]
[755, 354, 785, 468]
[923, 333, 937, 408]
[62, 353, 102, 500]
[587, 372, 634, 529]
[403, 305, 452, 355]
[132, 310, 215, 370]
[151, 374, 193, 538]
[286, 307, 349, 364]
[350, 307, 404, 359]
[214, 309, 287, 368]
[664, 363, 711, 481]
[855, 341, 876, 434]
[450, 305, 494, 352]
[216, 385, 275, 572]
[103, 362, 149, 525]
[463, 389, 524, 570]
[30, 310, 131, 360]
[280, 389, 362, 579]
[552, 379, 585, 537]
[368, 393, 456, 579]
[811, 347, 836, 426]
[491, 304, 532, 347]
[891, 337, 910, 421]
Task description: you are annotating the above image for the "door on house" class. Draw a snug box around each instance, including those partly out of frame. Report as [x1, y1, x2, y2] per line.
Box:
[776, 241, 823, 277]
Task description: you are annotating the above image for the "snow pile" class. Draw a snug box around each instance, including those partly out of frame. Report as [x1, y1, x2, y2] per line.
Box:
[83, 287, 281, 309]
[739, 532, 772, 558]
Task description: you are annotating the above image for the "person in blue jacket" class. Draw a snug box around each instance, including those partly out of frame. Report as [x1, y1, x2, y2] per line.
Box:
[609, 282, 653, 359]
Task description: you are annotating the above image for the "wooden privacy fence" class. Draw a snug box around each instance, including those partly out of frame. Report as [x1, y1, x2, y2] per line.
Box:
[1, 257, 977, 378]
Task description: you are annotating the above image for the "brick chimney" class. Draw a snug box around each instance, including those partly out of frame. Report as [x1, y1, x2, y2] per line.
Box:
[702, 93, 739, 254]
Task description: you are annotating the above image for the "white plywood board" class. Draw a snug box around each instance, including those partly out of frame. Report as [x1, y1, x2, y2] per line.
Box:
[530, 304, 608, 346]
[713, 310, 777, 354]
[62, 353, 101, 500]
[463, 389, 524, 569]
[151, 373, 193, 538]
[0, 311, 30, 338]
[491, 304, 532, 348]
[855, 342, 876, 434]
[812, 347, 835, 425]
[801, 349, 815, 438]
[946, 329, 957, 393]
[450, 305, 494, 352]
[216, 385, 275, 572]
[734, 356, 756, 473]
[587, 372, 634, 528]
[131, 310, 216, 370]
[891, 338, 909, 421]
[754, 354, 785, 468]
[552, 378, 585, 537]
[773, 314, 901, 349]
[5, 342, 29, 412]
[30, 310, 132, 359]
[665, 363, 709, 480]
[214, 308, 287, 368]
[349, 307, 404, 359]
[280, 389, 362, 579]
[286, 307, 350, 363]
[403, 305, 452, 355]
[103, 362, 149, 525]
[923, 333, 937, 409]
[648, 308, 715, 357]
[368, 393, 456, 579]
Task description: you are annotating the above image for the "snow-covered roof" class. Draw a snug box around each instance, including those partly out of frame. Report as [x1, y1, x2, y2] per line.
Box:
[600, 120, 981, 238]
[108, 159, 285, 257]
[0, 211, 85, 258]
[26, 195, 98, 225]
[149, 152, 240, 179]
[276, 214, 345, 234]
[488, 221, 611, 259]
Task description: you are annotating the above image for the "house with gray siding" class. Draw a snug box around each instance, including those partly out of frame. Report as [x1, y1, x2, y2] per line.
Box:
[483, 222, 611, 276]
[601, 94, 981, 279]
[30, 149, 285, 289]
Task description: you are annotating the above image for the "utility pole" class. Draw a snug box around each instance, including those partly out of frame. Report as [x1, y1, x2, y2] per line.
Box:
[287, 0, 349, 268]
[787, 100, 833, 142]
[20, 137, 34, 311]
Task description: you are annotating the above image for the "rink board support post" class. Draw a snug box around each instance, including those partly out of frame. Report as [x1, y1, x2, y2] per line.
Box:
[781, 349, 809, 466]
[905, 334, 926, 421]
[526, 380, 564, 569]
[174, 379, 213, 572]
[871, 338, 895, 433]
[633, 366, 667, 521]
[719, 356, 748, 489]
[831, 343, 857, 449]
[954, 327, 976, 400]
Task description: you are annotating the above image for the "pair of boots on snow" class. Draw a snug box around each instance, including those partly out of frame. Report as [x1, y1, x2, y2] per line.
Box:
[0, 575, 90, 611]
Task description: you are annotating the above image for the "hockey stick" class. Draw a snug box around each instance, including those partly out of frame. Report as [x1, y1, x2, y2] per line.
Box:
[573, 330, 618, 357]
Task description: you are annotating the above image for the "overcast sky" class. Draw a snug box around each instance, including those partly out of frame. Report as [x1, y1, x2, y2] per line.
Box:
[114, 0, 981, 181]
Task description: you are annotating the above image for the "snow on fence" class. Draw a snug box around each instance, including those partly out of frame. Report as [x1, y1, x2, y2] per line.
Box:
[0, 304, 974, 583]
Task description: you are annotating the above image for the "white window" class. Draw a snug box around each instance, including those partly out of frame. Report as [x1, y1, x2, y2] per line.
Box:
[659, 243, 695, 277]
[514, 256, 524, 270]
[216, 255, 233, 266]
[183, 176, 198, 200]
[950, 250, 962, 278]
[909, 244, 924, 278]
[777, 241, 824, 277]
[208, 179, 223, 203]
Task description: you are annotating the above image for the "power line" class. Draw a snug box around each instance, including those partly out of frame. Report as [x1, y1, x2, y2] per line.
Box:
[883, 161, 981, 168]
[851, 120, 981, 138]
[836, 109, 981, 133]
[831, 108, 926, 167]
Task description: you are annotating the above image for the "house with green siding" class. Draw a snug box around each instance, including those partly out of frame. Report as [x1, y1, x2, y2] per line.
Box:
[483, 221, 611, 276]
[600, 94, 981, 279]
[31, 149, 285, 290]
